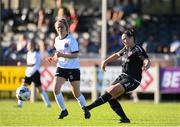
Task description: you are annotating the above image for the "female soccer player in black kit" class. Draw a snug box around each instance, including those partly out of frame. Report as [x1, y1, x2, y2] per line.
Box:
[85, 29, 151, 123]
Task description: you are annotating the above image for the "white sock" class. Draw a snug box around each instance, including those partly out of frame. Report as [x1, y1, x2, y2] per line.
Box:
[76, 94, 86, 108]
[17, 99, 23, 107]
[40, 90, 51, 107]
[55, 92, 66, 111]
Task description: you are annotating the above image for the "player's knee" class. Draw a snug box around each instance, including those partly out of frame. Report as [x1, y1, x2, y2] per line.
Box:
[105, 85, 113, 92]
[73, 91, 81, 98]
[53, 84, 61, 95]
[107, 86, 123, 98]
[53, 89, 59, 95]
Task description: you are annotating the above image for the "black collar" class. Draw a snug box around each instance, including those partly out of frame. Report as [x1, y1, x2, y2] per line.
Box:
[59, 34, 68, 40]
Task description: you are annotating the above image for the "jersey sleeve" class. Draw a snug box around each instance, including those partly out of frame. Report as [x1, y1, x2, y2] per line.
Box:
[35, 52, 41, 66]
[135, 45, 149, 60]
[70, 37, 79, 53]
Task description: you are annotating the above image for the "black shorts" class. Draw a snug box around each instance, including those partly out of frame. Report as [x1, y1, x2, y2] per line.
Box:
[24, 71, 41, 87]
[111, 74, 140, 93]
[55, 67, 80, 82]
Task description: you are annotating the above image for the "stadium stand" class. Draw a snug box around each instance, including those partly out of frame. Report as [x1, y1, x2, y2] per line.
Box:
[0, 0, 180, 66]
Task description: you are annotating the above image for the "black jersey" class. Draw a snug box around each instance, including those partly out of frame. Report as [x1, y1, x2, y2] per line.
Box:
[117, 44, 148, 81]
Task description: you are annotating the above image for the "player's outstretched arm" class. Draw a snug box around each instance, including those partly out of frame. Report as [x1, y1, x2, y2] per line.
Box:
[56, 51, 78, 58]
[101, 53, 120, 71]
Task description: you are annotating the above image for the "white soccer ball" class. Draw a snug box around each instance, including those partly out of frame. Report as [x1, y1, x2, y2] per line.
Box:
[16, 86, 31, 101]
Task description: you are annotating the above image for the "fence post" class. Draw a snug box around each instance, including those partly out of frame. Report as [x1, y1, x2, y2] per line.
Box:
[30, 83, 35, 103]
[91, 66, 98, 102]
[154, 63, 160, 104]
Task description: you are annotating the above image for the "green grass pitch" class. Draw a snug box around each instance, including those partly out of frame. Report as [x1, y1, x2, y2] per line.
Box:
[0, 100, 180, 126]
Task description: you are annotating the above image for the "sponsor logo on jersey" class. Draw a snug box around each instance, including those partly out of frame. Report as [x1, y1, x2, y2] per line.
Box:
[124, 82, 130, 87]
[64, 43, 69, 48]
[69, 75, 74, 80]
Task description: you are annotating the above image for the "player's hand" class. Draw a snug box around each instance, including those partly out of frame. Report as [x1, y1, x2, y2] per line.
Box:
[101, 61, 107, 72]
[47, 52, 61, 63]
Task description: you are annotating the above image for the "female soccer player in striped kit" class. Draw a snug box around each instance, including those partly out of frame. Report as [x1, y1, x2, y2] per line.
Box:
[47, 17, 90, 119]
[85, 29, 151, 123]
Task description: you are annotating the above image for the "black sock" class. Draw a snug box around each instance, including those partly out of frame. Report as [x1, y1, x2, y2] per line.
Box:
[108, 99, 128, 120]
[86, 92, 112, 111]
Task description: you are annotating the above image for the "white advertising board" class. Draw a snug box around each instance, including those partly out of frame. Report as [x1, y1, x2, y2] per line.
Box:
[40, 66, 158, 93]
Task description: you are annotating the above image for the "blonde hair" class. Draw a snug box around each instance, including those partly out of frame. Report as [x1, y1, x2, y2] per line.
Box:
[55, 17, 70, 33]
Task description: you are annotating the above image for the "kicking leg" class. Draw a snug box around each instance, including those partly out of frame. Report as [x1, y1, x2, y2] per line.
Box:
[17, 83, 28, 107]
[86, 92, 112, 111]
[17, 99, 23, 107]
[86, 82, 125, 111]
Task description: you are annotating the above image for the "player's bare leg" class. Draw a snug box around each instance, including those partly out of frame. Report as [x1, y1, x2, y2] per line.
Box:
[53, 77, 68, 119]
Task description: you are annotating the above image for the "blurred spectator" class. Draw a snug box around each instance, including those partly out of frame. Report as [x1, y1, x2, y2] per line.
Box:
[69, 4, 78, 32]
[87, 41, 99, 54]
[0, 36, 3, 65]
[47, 40, 56, 56]
[79, 33, 89, 54]
[16, 34, 28, 54]
[1, 2, 11, 22]
[38, 40, 49, 61]
[124, 0, 136, 15]
[162, 45, 169, 54]
[112, 0, 125, 22]
[37, 8, 49, 33]
[142, 34, 159, 53]
[107, 27, 123, 54]
[0, 3, 5, 33]
[78, 32, 99, 54]
[53, 0, 78, 33]
[130, 13, 143, 28]
[170, 34, 180, 54]
[53, 0, 71, 20]
[111, 0, 136, 22]
[46, 34, 56, 56]
[3, 41, 17, 63]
